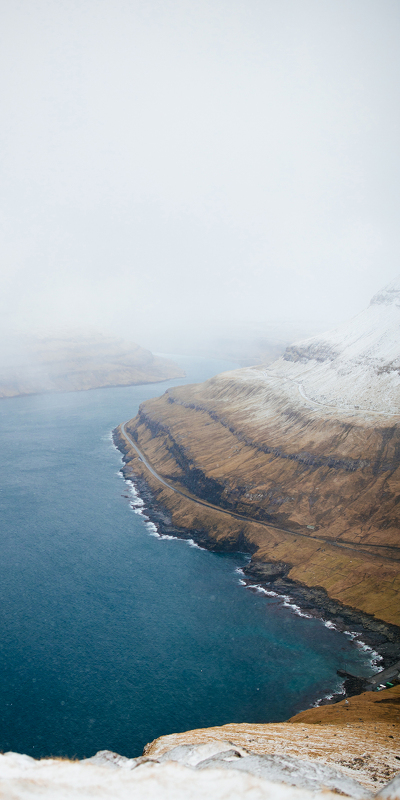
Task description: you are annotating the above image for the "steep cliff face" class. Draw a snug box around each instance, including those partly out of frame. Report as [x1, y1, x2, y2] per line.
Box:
[118, 280, 400, 626]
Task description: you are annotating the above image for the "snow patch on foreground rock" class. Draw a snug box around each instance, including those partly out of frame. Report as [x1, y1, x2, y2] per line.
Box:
[1, 742, 399, 800]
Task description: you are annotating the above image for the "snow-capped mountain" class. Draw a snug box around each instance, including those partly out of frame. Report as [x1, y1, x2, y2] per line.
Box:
[270, 277, 400, 414]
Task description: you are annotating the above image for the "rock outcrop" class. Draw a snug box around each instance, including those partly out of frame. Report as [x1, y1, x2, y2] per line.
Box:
[0, 331, 184, 397]
[0, 752, 375, 800]
[1, 687, 399, 799]
[144, 685, 400, 793]
[115, 279, 400, 629]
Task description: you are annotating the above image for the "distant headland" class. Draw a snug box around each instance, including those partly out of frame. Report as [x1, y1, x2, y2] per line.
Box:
[0, 330, 185, 398]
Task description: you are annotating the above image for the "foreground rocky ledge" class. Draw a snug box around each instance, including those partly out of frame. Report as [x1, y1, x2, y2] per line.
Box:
[1, 688, 399, 799]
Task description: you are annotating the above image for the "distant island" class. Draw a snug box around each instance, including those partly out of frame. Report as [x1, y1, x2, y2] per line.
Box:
[0, 331, 185, 398]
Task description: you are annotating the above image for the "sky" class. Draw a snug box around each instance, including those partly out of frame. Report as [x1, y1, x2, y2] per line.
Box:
[1, 0, 400, 348]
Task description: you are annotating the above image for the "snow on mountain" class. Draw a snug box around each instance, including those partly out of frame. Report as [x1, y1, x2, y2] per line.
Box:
[267, 278, 400, 414]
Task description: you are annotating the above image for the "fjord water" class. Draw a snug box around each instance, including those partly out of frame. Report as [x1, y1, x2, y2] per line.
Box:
[0, 356, 375, 759]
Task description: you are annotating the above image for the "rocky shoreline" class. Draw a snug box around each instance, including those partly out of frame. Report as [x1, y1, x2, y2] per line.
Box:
[241, 559, 400, 703]
[113, 428, 400, 704]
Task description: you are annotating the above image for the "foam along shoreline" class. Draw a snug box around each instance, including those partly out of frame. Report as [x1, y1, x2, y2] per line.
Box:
[234, 567, 381, 659]
[120, 471, 206, 548]
[241, 581, 382, 663]
[116, 458, 392, 705]
[112, 409, 400, 699]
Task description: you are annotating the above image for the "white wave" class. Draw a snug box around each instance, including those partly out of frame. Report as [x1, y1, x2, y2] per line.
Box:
[371, 653, 383, 669]
[238, 579, 246, 586]
[342, 630, 382, 660]
[130, 499, 144, 510]
[111, 435, 122, 452]
[187, 538, 206, 550]
[128, 485, 144, 504]
[145, 521, 159, 534]
[128, 481, 146, 518]
[239, 583, 374, 663]
[282, 597, 312, 617]
[353, 641, 382, 668]
[343, 630, 358, 639]
[129, 483, 138, 494]
[117, 455, 183, 543]
[120, 469, 209, 548]
[234, 567, 245, 576]
[129, 495, 144, 506]
[246, 584, 278, 596]
[287, 603, 313, 619]
[312, 684, 346, 707]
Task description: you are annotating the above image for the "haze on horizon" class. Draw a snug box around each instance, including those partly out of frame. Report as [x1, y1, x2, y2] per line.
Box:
[1, 0, 400, 353]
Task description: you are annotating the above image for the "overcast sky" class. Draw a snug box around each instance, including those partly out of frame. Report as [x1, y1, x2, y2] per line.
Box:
[1, 0, 399, 346]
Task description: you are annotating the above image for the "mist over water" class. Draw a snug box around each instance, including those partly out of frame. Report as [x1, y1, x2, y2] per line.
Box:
[0, 357, 377, 759]
[0, 0, 400, 348]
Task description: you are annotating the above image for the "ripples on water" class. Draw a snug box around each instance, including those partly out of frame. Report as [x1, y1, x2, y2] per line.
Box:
[0, 356, 377, 759]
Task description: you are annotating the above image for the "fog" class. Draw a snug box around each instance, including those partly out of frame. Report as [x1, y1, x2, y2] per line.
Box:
[1, 0, 399, 352]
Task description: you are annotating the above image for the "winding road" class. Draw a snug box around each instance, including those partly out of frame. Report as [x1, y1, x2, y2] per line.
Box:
[119, 423, 400, 561]
[263, 370, 400, 418]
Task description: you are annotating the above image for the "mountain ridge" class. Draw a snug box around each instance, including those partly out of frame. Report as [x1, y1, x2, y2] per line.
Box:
[273, 276, 400, 413]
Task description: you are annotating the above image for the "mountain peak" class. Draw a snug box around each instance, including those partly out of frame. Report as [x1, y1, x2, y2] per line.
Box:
[370, 275, 400, 307]
[273, 279, 400, 413]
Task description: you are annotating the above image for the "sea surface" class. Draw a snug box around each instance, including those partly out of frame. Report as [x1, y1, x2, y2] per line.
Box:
[0, 356, 377, 759]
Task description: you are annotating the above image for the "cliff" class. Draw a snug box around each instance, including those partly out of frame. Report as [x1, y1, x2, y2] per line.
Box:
[115, 280, 400, 630]
[144, 685, 400, 793]
[1, 687, 399, 798]
[0, 331, 184, 397]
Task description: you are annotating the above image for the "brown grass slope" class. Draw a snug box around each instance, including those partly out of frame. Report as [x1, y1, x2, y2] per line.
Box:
[119, 367, 400, 626]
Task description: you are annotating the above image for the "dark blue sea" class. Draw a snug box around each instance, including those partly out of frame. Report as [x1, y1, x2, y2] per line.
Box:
[0, 356, 376, 759]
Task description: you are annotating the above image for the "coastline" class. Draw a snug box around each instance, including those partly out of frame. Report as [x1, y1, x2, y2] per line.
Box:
[0, 333, 185, 399]
[113, 426, 400, 705]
